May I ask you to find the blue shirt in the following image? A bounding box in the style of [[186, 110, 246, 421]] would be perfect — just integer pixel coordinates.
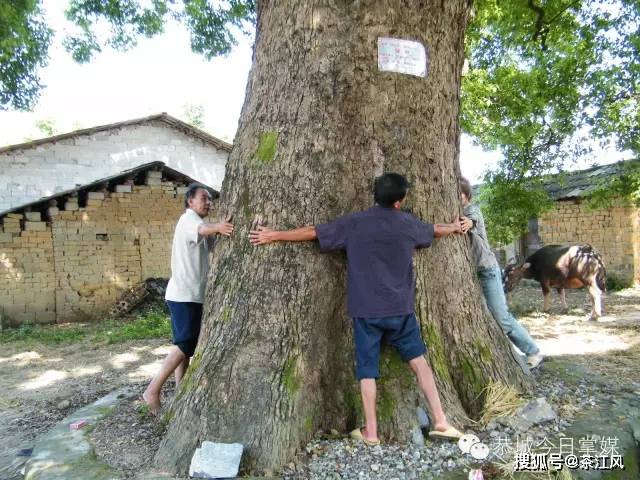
[[315, 205, 434, 318]]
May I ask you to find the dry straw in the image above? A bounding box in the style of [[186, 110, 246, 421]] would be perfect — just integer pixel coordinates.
[[477, 380, 525, 427]]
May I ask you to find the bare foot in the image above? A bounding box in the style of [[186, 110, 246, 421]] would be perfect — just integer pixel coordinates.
[[361, 427, 379, 443], [142, 389, 161, 416]]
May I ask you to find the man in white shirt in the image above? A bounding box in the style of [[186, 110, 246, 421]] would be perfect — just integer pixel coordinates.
[[143, 184, 233, 414]]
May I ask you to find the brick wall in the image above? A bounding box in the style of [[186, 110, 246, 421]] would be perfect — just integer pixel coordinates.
[[0, 173, 192, 326], [0, 121, 228, 212], [538, 200, 638, 283], [0, 212, 56, 325]]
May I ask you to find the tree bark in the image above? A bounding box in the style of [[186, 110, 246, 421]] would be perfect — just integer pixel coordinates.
[[155, 0, 530, 473]]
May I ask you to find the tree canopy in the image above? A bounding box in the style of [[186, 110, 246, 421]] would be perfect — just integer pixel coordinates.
[[0, 1, 52, 110], [1, 0, 638, 242], [464, 0, 639, 243]]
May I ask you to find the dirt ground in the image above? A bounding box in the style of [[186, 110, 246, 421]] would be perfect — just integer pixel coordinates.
[[0, 334, 172, 480], [0, 283, 639, 479], [513, 281, 640, 383]]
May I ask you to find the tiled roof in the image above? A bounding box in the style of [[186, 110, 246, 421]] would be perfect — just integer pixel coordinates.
[[0, 113, 233, 154], [542, 159, 637, 200], [471, 158, 636, 200], [0, 161, 217, 218]]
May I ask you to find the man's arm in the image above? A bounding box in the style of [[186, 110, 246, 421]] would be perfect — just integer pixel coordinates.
[[434, 219, 465, 238], [249, 225, 317, 245], [198, 220, 234, 237]]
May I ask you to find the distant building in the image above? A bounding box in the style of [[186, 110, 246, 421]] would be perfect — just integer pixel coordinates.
[[0, 113, 231, 212], [0, 162, 216, 327], [505, 159, 639, 284]]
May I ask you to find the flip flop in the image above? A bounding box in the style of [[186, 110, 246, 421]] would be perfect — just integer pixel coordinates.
[[428, 427, 464, 440], [350, 428, 380, 446]]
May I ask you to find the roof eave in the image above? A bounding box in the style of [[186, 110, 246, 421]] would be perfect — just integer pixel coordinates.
[[0, 161, 219, 218], [0, 113, 232, 155]]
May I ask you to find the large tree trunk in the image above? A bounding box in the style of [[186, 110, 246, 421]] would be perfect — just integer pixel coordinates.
[[155, 0, 530, 474]]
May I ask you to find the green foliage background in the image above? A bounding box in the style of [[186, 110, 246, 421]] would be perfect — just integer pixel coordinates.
[[463, 0, 638, 243], [477, 174, 554, 245], [0, 1, 52, 110]]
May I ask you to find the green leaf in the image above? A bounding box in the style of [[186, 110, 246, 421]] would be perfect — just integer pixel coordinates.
[[0, 0, 53, 110], [477, 173, 554, 245]]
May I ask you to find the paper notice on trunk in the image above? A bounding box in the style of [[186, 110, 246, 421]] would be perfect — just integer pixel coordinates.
[[377, 37, 427, 77]]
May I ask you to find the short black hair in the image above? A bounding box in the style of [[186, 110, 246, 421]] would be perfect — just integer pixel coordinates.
[[459, 177, 472, 201], [184, 183, 211, 208], [374, 173, 410, 207]]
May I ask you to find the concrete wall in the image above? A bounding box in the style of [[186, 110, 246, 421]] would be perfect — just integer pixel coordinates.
[[538, 200, 639, 283], [0, 174, 191, 326], [0, 121, 228, 212]]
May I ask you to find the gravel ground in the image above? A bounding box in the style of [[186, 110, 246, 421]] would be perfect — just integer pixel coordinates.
[[277, 371, 587, 479]]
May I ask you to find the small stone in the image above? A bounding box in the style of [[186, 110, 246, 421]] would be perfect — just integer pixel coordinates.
[[416, 406, 430, 428], [371, 464, 380, 472], [497, 414, 532, 432], [70, 420, 88, 430], [57, 399, 71, 410], [518, 397, 557, 425], [188, 441, 243, 479], [330, 429, 339, 436], [411, 426, 424, 446]]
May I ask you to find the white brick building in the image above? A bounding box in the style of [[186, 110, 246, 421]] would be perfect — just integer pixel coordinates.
[[0, 113, 232, 212]]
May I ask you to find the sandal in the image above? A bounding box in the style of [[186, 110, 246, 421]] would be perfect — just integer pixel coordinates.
[[350, 427, 381, 446], [428, 426, 464, 440]]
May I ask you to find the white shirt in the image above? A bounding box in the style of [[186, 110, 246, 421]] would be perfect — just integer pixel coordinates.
[[165, 209, 209, 303]]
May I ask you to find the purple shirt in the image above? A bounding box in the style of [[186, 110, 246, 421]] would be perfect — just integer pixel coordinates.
[[316, 205, 434, 318]]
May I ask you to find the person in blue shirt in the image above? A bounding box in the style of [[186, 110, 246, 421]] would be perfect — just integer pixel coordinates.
[[249, 173, 466, 445]]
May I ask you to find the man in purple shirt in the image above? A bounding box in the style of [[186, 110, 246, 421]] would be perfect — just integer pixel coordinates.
[[249, 173, 466, 444]]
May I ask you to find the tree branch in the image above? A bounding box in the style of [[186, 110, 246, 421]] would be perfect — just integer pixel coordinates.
[[546, 0, 581, 27], [527, 0, 547, 49]]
